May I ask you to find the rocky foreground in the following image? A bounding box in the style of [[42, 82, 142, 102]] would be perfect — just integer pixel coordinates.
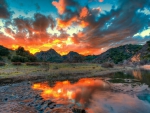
[[0, 81, 86, 113], [1, 67, 150, 113]]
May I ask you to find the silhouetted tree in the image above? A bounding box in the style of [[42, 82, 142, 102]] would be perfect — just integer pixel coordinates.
[[0, 45, 9, 56]]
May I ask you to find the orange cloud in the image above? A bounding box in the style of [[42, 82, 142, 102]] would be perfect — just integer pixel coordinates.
[[99, 0, 104, 2], [77, 32, 84, 37], [80, 7, 89, 18], [52, 0, 66, 14], [57, 16, 77, 28], [80, 21, 89, 28], [32, 78, 108, 101], [0, 35, 104, 56]]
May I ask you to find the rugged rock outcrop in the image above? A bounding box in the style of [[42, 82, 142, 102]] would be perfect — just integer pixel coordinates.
[[63, 51, 84, 63], [35, 49, 63, 62], [131, 41, 150, 64]]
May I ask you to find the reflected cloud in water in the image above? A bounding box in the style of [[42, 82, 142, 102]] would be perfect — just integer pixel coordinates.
[[32, 76, 150, 113]]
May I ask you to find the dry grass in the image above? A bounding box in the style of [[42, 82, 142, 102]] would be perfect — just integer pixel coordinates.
[[0, 63, 132, 85], [0, 63, 104, 79]]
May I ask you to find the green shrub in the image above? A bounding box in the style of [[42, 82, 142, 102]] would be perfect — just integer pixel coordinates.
[[15, 47, 37, 62], [26, 62, 40, 66], [0, 62, 5, 66], [12, 62, 22, 65], [147, 47, 150, 51], [0, 45, 9, 56], [7, 56, 11, 60], [147, 41, 150, 47], [11, 55, 29, 62], [53, 66, 59, 70], [0, 56, 3, 61], [101, 62, 114, 68]]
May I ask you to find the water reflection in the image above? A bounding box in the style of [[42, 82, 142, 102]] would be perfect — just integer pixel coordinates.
[[132, 70, 142, 80], [32, 69, 150, 113], [32, 78, 110, 106], [87, 92, 150, 113], [108, 69, 150, 86], [137, 93, 150, 104]]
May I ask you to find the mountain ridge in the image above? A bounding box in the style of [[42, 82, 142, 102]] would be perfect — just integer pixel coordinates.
[[1, 42, 149, 64]]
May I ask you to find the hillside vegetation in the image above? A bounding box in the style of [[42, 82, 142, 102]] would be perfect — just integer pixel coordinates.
[[0, 46, 37, 63], [131, 41, 150, 64], [35, 49, 63, 63], [11, 47, 37, 62], [1, 42, 149, 64], [0, 45, 10, 62], [93, 44, 142, 64]]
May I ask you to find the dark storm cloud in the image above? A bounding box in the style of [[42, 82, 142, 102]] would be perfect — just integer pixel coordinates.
[[53, 0, 150, 49], [82, 0, 150, 48], [13, 17, 32, 32], [33, 13, 55, 31], [0, 0, 11, 19], [1, 13, 56, 46], [13, 13, 55, 33]]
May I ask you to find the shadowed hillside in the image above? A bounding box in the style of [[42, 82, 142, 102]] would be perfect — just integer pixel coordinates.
[[0, 44, 147, 64], [35, 49, 63, 63], [93, 44, 142, 64], [131, 41, 150, 64], [63, 51, 85, 63]]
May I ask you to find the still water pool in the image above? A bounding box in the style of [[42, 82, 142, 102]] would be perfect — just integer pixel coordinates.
[[32, 68, 150, 113]]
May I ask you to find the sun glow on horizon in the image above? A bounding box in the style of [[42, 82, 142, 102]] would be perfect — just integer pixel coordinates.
[[10, 43, 104, 55]]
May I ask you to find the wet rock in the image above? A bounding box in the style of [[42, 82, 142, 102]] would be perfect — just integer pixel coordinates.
[[4, 98, 8, 101], [49, 104, 55, 109], [27, 103, 33, 107], [40, 103, 48, 111], [72, 108, 86, 113], [35, 95, 43, 100], [34, 100, 45, 105], [55, 104, 63, 108], [34, 104, 41, 110], [43, 108, 52, 113]]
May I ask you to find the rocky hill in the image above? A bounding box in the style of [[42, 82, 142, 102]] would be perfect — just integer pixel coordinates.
[[63, 51, 84, 63], [93, 44, 142, 64], [131, 41, 150, 64], [35, 49, 63, 63]]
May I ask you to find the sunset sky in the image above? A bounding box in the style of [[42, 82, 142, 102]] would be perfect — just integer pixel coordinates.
[[0, 0, 150, 55]]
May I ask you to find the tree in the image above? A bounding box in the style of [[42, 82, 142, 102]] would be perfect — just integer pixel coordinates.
[[0, 45, 9, 56], [13, 47, 37, 62], [147, 41, 150, 47], [11, 55, 29, 62], [72, 55, 85, 63], [16, 47, 28, 56]]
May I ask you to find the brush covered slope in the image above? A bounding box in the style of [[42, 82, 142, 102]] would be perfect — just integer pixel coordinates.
[[93, 44, 142, 64], [35, 49, 63, 63], [0, 43, 146, 64], [0, 46, 37, 63], [0, 45, 10, 62], [63, 51, 85, 63], [131, 41, 150, 63]]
